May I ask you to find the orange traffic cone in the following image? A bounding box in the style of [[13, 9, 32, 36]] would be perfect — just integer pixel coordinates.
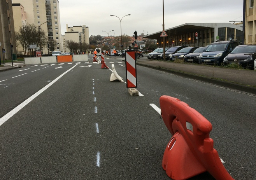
[[101, 55, 109, 69]]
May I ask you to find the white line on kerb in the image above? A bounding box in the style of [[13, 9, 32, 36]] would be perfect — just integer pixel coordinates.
[[149, 104, 161, 115], [0, 64, 78, 126], [96, 151, 100, 167]]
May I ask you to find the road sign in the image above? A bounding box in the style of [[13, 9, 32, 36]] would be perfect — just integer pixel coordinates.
[[195, 32, 198, 37], [160, 31, 168, 37], [29, 44, 37, 49]]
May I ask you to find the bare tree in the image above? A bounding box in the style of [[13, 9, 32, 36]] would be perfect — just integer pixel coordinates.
[[66, 40, 79, 54], [16, 24, 47, 55]]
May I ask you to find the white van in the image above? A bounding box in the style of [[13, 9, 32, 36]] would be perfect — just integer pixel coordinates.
[[52, 51, 61, 56]]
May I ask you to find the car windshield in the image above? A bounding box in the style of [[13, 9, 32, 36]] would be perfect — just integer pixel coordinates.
[[193, 47, 206, 53], [166, 47, 179, 53], [153, 48, 161, 52], [177, 47, 192, 53], [205, 43, 228, 52], [230, 46, 256, 54]]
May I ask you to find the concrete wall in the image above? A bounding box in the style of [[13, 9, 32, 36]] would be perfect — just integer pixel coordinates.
[[41, 56, 56, 63], [24, 57, 41, 64], [73, 54, 88, 61]]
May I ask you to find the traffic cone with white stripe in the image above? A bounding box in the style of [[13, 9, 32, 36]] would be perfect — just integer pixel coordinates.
[[101, 55, 109, 69], [93, 55, 97, 62]]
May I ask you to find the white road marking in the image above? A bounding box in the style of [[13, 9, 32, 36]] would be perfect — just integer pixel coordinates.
[[96, 152, 100, 167], [94, 106, 97, 113], [94, 97, 96, 102], [96, 123, 99, 133], [0, 64, 78, 126], [149, 104, 161, 115]]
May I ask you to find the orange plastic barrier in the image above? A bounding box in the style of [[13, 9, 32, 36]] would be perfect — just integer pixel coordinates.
[[160, 95, 234, 180], [57, 55, 72, 63], [101, 55, 109, 69]]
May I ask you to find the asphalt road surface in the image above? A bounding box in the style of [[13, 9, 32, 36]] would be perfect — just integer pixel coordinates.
[[0, 55, 255, 180]]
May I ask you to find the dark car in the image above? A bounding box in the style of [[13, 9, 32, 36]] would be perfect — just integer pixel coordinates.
[[171, 47, 197, 61], [158, 46, 184, 60], [184, 46, 207, 63], [198, 40, 239, 65], [147, 48, 164, 59], [223, 45, 256, 70]]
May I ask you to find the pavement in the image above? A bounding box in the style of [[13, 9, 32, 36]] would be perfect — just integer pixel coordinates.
[[1, 58, 255, 94], [0, 61, 25, 71]]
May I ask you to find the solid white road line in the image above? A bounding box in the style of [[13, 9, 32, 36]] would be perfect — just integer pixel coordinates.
[[0, 64, 78, 126], [149, 103, 161, 115]]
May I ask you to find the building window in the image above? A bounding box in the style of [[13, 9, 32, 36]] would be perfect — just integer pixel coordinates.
[[250, 0, 254, 8], [38, 16, 40, 19], [36, 0, 38, 2]]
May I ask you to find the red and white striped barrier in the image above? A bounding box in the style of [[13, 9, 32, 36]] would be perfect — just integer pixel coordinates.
[[125, 51, 137, 88]]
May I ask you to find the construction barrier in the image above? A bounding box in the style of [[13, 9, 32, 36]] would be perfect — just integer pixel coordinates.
[[57, 55, 72, 63], [160, 95, 234, 180], [41, 56, 57, 64], [125, 50, 137, 88], [101, 55, 109, 69], [110, 64, 123, 82], [73, 54, 88, 62], [24, 57, 41, 64]]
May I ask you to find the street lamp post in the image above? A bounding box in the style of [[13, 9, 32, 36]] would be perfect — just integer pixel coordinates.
[[163, 0, 166, 60], [110, 14, 131, 49], [102, 30, 114, 37], [38, 21, 47, 52]]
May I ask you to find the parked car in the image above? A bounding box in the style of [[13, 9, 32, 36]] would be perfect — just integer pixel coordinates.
[[171, 47, 197, 61], [184, 46, 207, 63], [198, 40, 239, 65], [158, 46, 184, 60], [147, 48, 167, 59], [223, 45, 256, 69], [52, 51, 61, 56]]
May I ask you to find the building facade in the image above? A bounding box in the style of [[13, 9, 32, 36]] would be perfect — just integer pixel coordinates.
[[63, 24, 89, 53], [0, 0, 16, 61], [244, 0, 256, 44], [145, 23, 243, 48], [12, 0, 61, 54]]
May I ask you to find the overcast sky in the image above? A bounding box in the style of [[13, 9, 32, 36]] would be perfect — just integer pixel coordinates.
[[59, 0, 243, 37]]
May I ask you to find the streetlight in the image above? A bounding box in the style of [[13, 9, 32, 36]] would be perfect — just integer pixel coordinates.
[[110, 14, 131, 49], [102, 30, 114, 37], [38, 21, 47, 52]]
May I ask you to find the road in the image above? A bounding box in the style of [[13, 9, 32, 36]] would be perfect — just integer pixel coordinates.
[[0, 55, 255, 180]]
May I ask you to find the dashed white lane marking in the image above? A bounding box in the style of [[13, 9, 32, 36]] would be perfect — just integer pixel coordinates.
[[94, 106, 97, 113], [55, 66, 63, 69], [150, 104, 161, 115], [96, 123, 99, 133], [96, 152, 100, 167], [0, 63, 78, 126]]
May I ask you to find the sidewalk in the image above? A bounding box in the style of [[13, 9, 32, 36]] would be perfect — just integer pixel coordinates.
[[0, 61, 25, 72], [137, 57, 256, 94]]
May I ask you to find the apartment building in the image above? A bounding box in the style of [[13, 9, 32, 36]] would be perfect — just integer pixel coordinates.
[[63, 24, 89, 53], [0, 0, 16, 61], [12, 3, 27, 54], [12, 0, 61, 53], [244, 0, 256, 44]]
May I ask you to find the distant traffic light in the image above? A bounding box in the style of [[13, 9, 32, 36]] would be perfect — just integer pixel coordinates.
[[134, 31, 137, 39]]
